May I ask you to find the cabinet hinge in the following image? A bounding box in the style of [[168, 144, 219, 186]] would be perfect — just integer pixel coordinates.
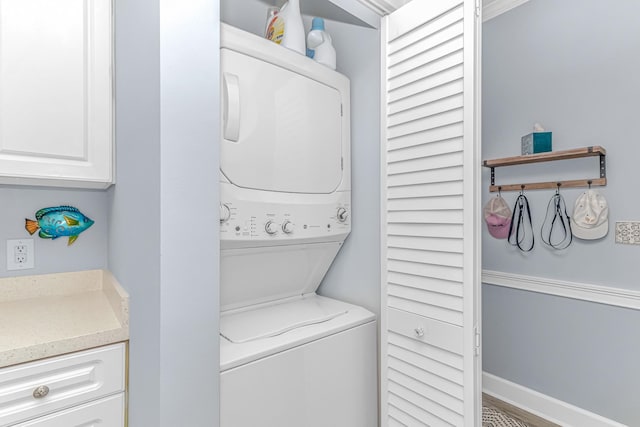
[[474, 0, 480, 17], [341, 157, 344, 170], [474, 327, 481, 356], [340, 103, 343, 117]]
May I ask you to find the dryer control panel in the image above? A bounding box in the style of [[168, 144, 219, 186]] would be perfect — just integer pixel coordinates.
[[219, 184, 350, 248]]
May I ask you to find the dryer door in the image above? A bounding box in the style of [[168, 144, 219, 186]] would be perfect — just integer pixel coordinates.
[[221, 48, 343, 194]]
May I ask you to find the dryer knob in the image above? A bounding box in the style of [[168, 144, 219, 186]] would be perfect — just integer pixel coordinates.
[[337, 207, 348, 223], [265, 220, 278, 235], [219, 203, 231, 223], [282, 220, 294, 234]]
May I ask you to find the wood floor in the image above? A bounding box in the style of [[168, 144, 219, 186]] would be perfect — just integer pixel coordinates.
[[483, 393, 561, 427]]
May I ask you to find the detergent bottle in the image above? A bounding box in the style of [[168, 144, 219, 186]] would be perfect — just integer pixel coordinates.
[[264, 7, 280, 40], [306, 17, 336, 70], [278, 0, 305, 55]]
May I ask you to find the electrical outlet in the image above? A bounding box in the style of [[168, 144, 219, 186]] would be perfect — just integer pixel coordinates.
[[615, 221, 640, 245], [7, 239, 34, 270]]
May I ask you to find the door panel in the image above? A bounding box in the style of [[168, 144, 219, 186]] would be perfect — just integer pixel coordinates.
[[220, 49, 343, 194], [381, 0, 481, 425]]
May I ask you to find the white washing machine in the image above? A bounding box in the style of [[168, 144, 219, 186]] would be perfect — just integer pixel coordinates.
[[219, 24, 377, 427]]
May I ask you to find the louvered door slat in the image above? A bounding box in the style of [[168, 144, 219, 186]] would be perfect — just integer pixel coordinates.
[[387, 235, 463, 253], [388, 295, 463, 325], [387, 209, 463, 224], [388, 195, 463, 212], [389, 80, 464, 117], [390, 50, 464, 92], [388, 392, 457, 427], [381, 0, 480, 424], [388, 107, 463, 139], [389, 405, 424, 426], [388, 4, 464, 53], [388, 332, 464, 373], [388, 166, 463, 189], [388, 152, 463, 174], [387, 181, 463, 199], [389, 283, 463, 311], [389, 380, 463, 426], [389, 90, 463, 127], [389, 368, 464, 419], [389, 66, 463, 105], [388, 247, 462, 267], [389, 356, 464, 399], [388, 271, 463, 296]]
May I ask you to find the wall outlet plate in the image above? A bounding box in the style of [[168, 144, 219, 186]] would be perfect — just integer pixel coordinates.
[[7, 239, 35, 270], [615, 221, 640, 245]]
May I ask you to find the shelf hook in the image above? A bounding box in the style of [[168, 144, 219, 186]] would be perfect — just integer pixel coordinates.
[[588, 180, 592, 189], [556, 182, 561, 195], [520, 184, 525, 195], [498, 186, 502, 197]]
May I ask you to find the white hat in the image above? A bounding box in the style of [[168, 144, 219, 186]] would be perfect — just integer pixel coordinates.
[[571, 189, 608, 240]]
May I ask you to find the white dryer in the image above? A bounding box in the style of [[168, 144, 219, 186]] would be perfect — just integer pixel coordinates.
[[219, 24, 377, 427]]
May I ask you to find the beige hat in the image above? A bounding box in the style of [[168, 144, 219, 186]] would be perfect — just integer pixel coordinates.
[[483, 196, 512, 239], [571, 189, 608, 240]]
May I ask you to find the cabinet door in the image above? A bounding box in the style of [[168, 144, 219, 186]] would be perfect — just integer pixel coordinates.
[[380, 0, 481, 425], [0, 0, 113, 188], [15, 394, 124, 427]]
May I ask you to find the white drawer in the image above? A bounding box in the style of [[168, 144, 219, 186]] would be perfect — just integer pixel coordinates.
[[0, 343, 125, 427], [15, 393, 124, 427], [387, 308, 462, 355]]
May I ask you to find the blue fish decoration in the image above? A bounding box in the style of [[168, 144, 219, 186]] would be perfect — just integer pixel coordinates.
[[25, 206, 94, 245]]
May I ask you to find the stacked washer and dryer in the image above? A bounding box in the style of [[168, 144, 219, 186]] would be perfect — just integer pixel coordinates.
[[219, 24, 377, 426]]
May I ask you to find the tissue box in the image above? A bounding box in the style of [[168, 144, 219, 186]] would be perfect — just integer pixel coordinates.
[[521, 132, 552, 155]]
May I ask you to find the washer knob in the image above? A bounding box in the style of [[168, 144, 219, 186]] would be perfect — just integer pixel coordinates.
[[337, 207, 348, 223], [282, 220, 294, 234], [265, 220, 278, 235], [219, 203, 231, 223]]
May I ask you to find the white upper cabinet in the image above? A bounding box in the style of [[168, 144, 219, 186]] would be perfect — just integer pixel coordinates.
[[0, 0, 113, 189]]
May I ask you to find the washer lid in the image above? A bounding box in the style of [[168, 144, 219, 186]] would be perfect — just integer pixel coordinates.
[[220, 296, 348, 343], [221, 48, 343, 194]]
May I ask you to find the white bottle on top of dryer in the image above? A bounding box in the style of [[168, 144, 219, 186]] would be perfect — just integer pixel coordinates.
[[279, 0, 306, 55], [306, 17, 336, 70]]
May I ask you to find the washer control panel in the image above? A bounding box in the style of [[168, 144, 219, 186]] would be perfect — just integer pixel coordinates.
[[219, 191, 350, 243]]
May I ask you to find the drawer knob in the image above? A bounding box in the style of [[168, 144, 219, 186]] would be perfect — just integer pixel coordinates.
[[32, 385, 50, 399], [414, 327, 425, 338]]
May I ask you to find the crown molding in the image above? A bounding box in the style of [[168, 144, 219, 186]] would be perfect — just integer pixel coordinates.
[[482, 0, 529, 22]]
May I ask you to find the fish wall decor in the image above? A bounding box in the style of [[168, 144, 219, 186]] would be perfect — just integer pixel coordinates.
[[25, 206, 94, 245]]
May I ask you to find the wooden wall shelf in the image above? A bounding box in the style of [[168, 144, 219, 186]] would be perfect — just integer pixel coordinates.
[[483, 146, 607, 192]]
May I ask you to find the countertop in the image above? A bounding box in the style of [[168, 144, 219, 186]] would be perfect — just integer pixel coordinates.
[[0, 269, 129, 368]]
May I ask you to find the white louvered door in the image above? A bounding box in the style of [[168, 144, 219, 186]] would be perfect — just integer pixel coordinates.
[[380, 0, 481, 426]]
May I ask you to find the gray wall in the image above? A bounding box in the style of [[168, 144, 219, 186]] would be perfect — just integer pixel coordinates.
[[221, 0, 382, 316], [482, 0, 640, 289], [111, 0, 220, 425], [482, 1, 640, 425], [315, 18, 381, 316], [158, 0, 220, 425], [0, 186, 108, 277], [110, 0, 162, 424], [483, 284, 639, 424]]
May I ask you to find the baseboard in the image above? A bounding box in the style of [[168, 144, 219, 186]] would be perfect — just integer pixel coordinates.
[[482, 270, 640, 311], [483, 372, 627, 427]]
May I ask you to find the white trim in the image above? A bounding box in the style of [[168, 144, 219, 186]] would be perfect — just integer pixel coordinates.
[[378, 13, 389, 426], [462, 0, 482, 424], [483, 372, 628, 427], [482, 270, 640, 311], [355, 0, 410, 15], [482, 0, 529, 21]]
